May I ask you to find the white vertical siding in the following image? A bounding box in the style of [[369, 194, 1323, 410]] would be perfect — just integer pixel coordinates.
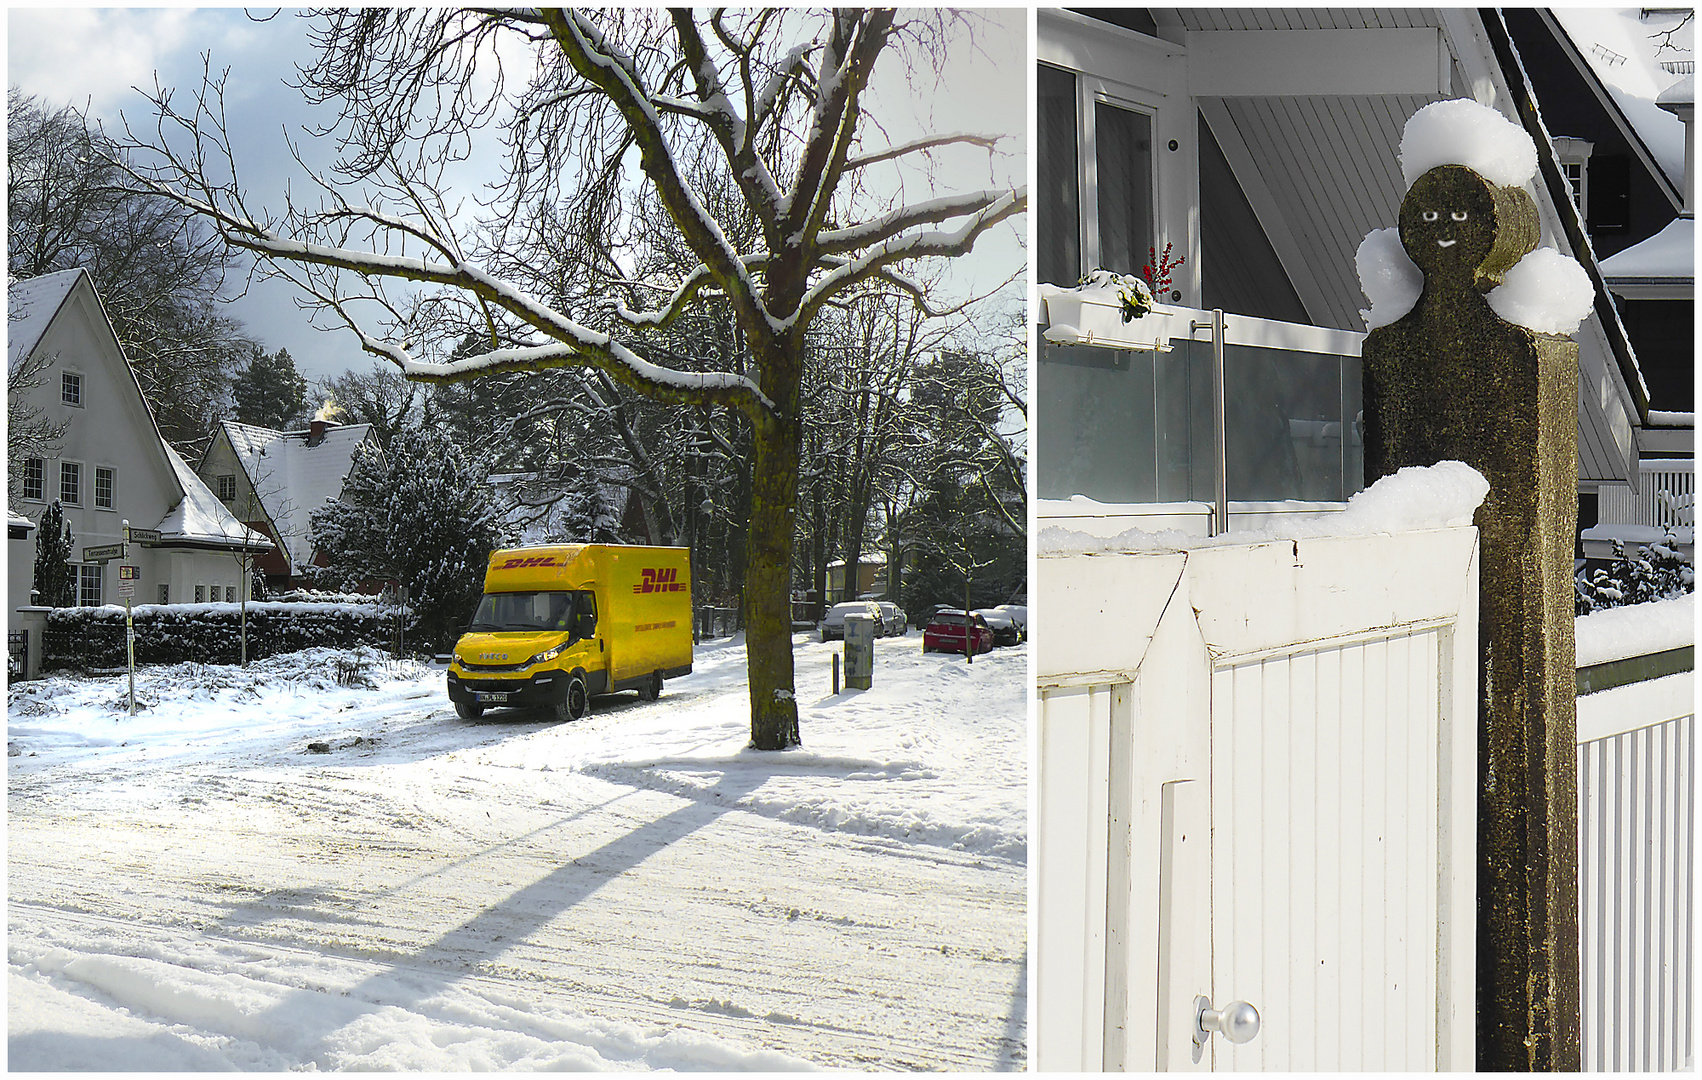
[[1212, 631, 1442, 1071], [1579, 712, 1695, 1072]]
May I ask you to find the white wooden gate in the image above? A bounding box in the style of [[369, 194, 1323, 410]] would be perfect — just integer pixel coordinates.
[[1036, 526, 1479, 1070]]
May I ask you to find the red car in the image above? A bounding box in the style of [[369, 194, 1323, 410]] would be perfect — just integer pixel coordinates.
[[922, 609, 995, 654]]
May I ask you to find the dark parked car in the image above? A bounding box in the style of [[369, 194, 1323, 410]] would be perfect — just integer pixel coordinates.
[[820, 601, 885, 641], [922, 609, 995, 654], [973, 608, 1023, 647]]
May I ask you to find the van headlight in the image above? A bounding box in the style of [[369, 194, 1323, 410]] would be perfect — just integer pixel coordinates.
[[526, 640, 572, 667]]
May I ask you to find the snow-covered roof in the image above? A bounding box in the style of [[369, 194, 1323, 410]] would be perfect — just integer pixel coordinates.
[[219, 420, 373, 567], [1551, 8, 1690, 191], [1600, 215, 1694, 282], [7, 268, 84, 366], [158, 440, 273, 550], [9, 510, 36, 533]]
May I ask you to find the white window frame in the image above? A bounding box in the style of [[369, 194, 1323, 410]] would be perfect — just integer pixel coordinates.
[[78, 564, 103, 607], [217, 474, 238, 502], [61, 370, 84, 408], [21, 458, 45, 502], [59, 460, 82, 506], [159, 583, 170, 605], [1552, 137, 1593, 225], [1075, 77, 1164, 279], [195, 584, 205, 604], [1038, 11, 1198, 303], [93, 465, 116, 510]]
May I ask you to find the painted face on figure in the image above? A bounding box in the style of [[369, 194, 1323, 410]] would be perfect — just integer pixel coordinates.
[[1398, 164, 1499, 286]]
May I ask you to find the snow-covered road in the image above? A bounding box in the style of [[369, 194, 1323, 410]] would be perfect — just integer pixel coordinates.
[[8, 633, 1027, 1070]]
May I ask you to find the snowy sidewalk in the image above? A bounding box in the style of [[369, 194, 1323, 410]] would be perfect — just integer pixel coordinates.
[[9, 635, 1027, 1070]]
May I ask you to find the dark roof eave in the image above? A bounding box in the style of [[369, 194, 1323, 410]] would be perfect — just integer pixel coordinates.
[[1482, 7, 1653, 422]]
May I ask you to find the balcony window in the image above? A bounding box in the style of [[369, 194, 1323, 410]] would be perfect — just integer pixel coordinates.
[[1037, 63, 1156, 286]]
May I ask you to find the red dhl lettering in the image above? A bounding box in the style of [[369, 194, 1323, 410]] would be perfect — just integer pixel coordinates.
[[498, 556, 560, 570], [633, 567, 686, 594], [635, 620, 677, 632]]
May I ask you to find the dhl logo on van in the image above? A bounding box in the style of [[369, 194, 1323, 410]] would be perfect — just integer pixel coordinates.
[[498, 556, 560, 569], [634, 567, 686, 594]]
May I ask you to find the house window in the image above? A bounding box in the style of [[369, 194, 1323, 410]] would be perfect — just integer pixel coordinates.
[[61, 371, 83, 407], [195, 584, 205, 603], [59, 462, 81, 505], [94, 466, 115, 509], [217, 474, 237, 502], [1035, 63, 1156, 286], [1551, 137, 1593, 223], [159, 584, 170, 604], [225, 585, 237, 603], [78, 564, 102, 607], [21, 458, 44, 502]]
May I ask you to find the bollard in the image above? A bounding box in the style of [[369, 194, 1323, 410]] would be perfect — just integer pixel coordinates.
[[832, 652, 840, 695]]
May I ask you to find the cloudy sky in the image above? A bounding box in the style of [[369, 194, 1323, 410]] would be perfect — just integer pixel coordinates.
[[9, 8, 1028, 384]]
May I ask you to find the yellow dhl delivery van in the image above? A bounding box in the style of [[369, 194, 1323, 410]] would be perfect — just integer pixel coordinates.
[[446, 544, 693, 721]]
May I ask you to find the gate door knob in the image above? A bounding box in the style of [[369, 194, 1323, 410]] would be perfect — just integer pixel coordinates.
[[1194, 995, 1261, 1045]]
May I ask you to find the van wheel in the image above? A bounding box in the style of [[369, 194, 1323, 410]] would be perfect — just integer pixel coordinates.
[[639, 672, 662, 702], [455, 699, 484, 720], [554, 674, 590, 722]]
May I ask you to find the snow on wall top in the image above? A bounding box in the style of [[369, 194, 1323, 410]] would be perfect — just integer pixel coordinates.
[[7, 268, 84, 366], [220, 420, 373, 567], [1039, 461, 1489, 555], [1575, 591, 1694, 667], [1599, 215, 1694, 280], [158, 439, 273, 549], [1399, 99, 1539, 189], [9, 509, 36, 531], [1551, 8, 1689, 192]]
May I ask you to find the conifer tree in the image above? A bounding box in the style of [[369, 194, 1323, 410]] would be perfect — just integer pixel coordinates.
[[31, 500, 76, 607]]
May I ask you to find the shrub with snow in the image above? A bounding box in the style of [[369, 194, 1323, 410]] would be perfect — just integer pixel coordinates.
[[41, 601, 406, 670], [1575, 530, 1694, 615]]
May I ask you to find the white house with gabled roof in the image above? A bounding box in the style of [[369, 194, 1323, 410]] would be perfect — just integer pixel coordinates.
[[196, 418, 376, 586], [8, 268, 273, 624]]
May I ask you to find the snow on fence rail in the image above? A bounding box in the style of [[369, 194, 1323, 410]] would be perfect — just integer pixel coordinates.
[[1575, 594, 1695, 1072]]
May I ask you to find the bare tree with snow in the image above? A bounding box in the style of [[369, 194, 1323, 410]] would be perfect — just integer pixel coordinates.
[[115, 8, 1024, 749]]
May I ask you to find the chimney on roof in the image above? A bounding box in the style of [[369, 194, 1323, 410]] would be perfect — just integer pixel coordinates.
[[1657, 73, 1694, 216], [308, 419, 328, 447]]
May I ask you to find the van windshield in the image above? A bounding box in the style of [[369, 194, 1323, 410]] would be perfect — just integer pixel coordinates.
[[469, 591, 579, 632]]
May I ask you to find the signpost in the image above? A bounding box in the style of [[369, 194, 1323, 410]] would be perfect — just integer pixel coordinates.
[[78, 524, 154, 713], [81, 542, 127, 563]]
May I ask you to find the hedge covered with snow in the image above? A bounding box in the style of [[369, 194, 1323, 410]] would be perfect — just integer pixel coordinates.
[[41, 601, 414, 670]]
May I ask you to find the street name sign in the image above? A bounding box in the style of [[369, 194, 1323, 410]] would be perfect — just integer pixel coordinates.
[[82, 542, 127, 562]]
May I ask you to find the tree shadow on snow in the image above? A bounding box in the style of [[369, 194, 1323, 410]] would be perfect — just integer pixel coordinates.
[[206, 769, 768, 1065]]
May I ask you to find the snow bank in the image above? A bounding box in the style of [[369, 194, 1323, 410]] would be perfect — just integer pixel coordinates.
[[1575, 592, 1695, 668], [1356, 227, 1423, 330], [1400, 98, 1538, 189], [1487, 248, 1596, 336], [1040, 461, 1489, 555]]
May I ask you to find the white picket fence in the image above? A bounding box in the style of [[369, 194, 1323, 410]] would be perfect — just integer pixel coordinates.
[[1036, 523, 1479, 1070], [1577, 663, 1695, 1072]]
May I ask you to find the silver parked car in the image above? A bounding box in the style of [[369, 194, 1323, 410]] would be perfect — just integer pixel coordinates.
[[874, 601, 907, 635], [820, 601, 885, 641]]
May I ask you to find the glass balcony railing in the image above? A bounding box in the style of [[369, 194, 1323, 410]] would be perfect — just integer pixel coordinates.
[[1037, 291, 1365, 532]]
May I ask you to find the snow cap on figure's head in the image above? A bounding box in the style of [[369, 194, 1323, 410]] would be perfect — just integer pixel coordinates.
[[1399, 99, 1538, 190]]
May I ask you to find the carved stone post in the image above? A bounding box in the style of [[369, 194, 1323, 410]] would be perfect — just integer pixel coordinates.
[[1362, 164, 1581, 1070]]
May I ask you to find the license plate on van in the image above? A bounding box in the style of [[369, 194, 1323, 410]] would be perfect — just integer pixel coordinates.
[[475, 692, 509, 703]]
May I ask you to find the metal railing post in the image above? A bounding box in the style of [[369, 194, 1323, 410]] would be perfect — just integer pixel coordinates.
[[1191, 309, 1229, 535]]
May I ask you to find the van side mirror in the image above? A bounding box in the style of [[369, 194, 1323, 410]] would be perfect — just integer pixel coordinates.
[[573, 611, 597, 642]]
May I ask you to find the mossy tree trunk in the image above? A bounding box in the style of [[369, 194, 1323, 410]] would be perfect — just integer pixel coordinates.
[[744, 334, 804, 750]]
